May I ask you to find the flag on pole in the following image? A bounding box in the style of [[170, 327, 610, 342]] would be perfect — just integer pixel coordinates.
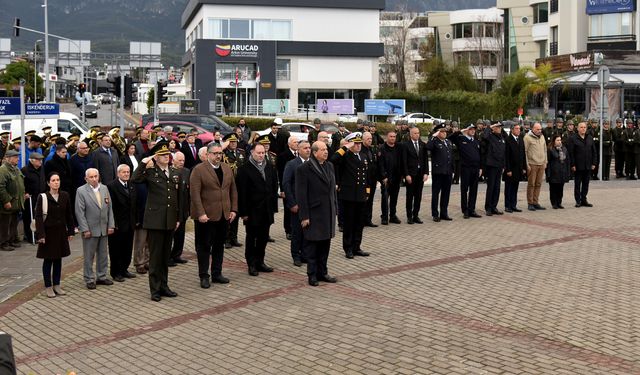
[[255, 65, 261, 83]]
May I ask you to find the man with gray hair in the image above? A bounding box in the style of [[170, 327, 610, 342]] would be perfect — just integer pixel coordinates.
[[277, 136, 299, 240], [169, 151, 190, 266], [76, 168, 115, 289], [524, 122, 548, 211]]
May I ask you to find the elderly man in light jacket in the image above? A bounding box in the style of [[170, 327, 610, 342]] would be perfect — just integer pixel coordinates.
[[524, 122, 548, 211], [75, 168, 115, 289]]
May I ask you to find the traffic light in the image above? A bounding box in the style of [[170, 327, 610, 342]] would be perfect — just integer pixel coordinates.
[[157, 80, 168, 103], [78, 83, 86, 94], [107, 76, 121, 97], [124, 75, 138, 107], [13, 18, 20, 37]]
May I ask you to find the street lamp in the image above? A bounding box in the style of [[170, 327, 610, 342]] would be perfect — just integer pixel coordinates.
[[421, 96, 426, 124], [34, 39, 41, 102], [42, 0, 50, 102]]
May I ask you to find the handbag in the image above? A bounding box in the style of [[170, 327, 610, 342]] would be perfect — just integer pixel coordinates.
[[29, 193, 48, 232]]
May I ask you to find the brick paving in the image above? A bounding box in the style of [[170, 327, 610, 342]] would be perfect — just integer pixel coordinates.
[[1, 180, 640, 374]]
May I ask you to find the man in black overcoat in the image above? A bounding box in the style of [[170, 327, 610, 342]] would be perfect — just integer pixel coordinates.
[[107, 164, 137, 282], [503, 122, 527, 212]]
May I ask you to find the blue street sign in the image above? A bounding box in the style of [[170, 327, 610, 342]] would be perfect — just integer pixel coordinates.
[[0, 98, 22, 119], [26, 103, 59, 118]]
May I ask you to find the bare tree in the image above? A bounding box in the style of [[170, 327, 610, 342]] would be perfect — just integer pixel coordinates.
[[462, 15, 505, 93], [380, 9, 413, 91]]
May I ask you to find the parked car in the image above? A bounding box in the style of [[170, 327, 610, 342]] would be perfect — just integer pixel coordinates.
[[0, 112, 90, 141], [392, 112, 446, 125], [141, 113, 233, 136], [80, 104, 99, 118], [143, 121, 215, 145], [257, 122, 337, 145], [100, 93, 113, 104], [337, 114, 359, 123]]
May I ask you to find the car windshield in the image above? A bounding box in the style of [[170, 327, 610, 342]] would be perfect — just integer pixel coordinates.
[[71, 118, 89, 132]]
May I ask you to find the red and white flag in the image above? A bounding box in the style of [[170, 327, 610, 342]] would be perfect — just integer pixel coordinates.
[[255, 65, 261, 83], [235, 68, 239, 85]]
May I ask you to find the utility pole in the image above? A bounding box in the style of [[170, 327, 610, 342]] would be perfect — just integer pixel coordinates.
[[43, 0, 50, 102], [120, 68, 125, 130]]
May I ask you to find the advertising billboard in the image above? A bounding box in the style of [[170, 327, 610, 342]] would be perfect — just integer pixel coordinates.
[[263, 99, 289, 114], [364, 99, 406, 115], [316, 99, 354, 114], [586, 0, 635, 14]]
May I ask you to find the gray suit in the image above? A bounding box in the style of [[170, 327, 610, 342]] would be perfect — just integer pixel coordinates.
[[75, 183, 115, 283]]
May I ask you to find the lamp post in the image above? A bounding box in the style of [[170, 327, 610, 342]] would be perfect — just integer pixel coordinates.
[[43, 0, 50, 102], [33, 39, 41, 102], [421, 96, 426, 124]]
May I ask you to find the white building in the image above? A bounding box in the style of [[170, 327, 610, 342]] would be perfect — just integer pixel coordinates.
[[181, 0, 384, 115]]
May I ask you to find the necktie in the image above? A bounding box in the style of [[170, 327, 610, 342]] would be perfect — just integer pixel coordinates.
[[164, 169, 169, 178], [414, 141, 419, 154], [191, 145, 196, 159], [94, 190, 102, 208], [107, 148, 111, 158]]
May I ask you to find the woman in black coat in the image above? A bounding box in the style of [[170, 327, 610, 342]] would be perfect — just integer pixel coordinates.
[[35, 172, 75, 298], [546, 135, 571, 209], [43, 145, 73, 194]]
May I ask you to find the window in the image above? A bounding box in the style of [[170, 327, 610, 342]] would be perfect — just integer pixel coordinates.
[[550, 0, 558, 13], [414, 61, 426, 73], [230, 19, 250, 39], [464, 23, 473, 38], [252, 20, 270, 39], [485, 24, 495, 38], [453, 23, 473, 38], [209, 19, 229, 38], [589, 13, 634, 38], [410, 37, 426, 50], [272, 20, 291, 39], [550, 26, 558, 56], [208, 18, 291, 40], [538, 40, 547, 58], [276, 59, 290, 81], [533, 3, 548, 24]]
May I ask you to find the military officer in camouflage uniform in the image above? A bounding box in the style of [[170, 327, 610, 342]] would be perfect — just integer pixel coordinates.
[[613, 118, 626, 178], [223, 133, 246, 248]]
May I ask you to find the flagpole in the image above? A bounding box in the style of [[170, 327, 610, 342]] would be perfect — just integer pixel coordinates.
[[245, 67, 248, 116], [256, 65, 260, 115], [234, 67, 238, 115]]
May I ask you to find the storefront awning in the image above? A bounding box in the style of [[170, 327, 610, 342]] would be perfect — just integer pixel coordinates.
[[556, 71, 634, 86]]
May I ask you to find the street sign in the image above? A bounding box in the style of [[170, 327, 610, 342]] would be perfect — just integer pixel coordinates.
[[0, 98, 21, 119], [0, 98, 60, 119], [598, 66, 610, 85]]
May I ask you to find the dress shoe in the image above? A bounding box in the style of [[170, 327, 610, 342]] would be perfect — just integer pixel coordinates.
[[293, 259, 303, 267], [413, 217, 423, 224], [248, 267, 259, 276], [286, 233, 292, 240], [96, 279, 114, 286], [485, 211, 493, 216], [136, 267, 147, 274], [86, 282, 96, 290], [557, 204, 565, 209], [45, 287, 56, 298], [365, 222, 378, 228], [301, 258, 308, 264], [552, 205, 558, 209], [258, 264, 274, 272], [10, 241, 21, 248], [212, 275, 230, 284], [432, 217, 440, 222], [504, 208, 513, 213], [200, 278, 211, 289], [53, 285, 66, 296], [469, 212, 482, 218], [380, 218, 388, 225], [231, 240, 243, 247], [345, 251, 354, 259], [533, 204, 546, 210], [512, 208, 522, 213], [123, 271, 137, 279], [173, 258, 188, 264], [113, 275, 125, 282], [160, 289, 178, 297], [267, 237, 275, 243], [167, 260, 177, 267], [389, 216, 401, 224], [440, 216, 453, 221], [319, 274, 337, 283], [492, 210, 504, 215], [338, 226, 343, 232], [407, 218, 414, 225], [575, 202, 582, 207], [0, 244, 15, 251], [151, 294, 162, 302], [581, 201, 593, 207], [528, 204, 536, 211], [224, 242, 233, 249], [354, 250, 370, 257], [308, 277, 319, 287], [463, 214, 470, 219]]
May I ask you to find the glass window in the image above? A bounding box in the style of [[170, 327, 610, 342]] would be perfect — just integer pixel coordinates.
[[590, 15, 601, 37], [485, 24, 495, 38], [272, 20, 291, 40], [622, 13, 631, 35], [463, 23, 473, 38], [473, 23, 483, 38], [252, 20, 270, 39], [454, 24, 463, 39], [229, 19, 250, 39], [602, 13, 618, 36], [533, 3, 548, 24], [209, 19, 229, 38]]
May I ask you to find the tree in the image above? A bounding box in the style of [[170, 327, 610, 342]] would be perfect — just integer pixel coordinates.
[[0, 60, 42, 99], [419, 58, 477, 93], [522, 63, 564, 115], [147, 87, 155, 114], [380, 10, 412, 91]]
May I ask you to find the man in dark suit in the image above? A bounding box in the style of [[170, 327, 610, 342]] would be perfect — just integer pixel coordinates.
[[482, 122, 506, 216], [190, 143, 237, 288], [267, 118, 288, 155], [401, 126, 429, 224], [567, 122, 597, 207], [236, 143, 279, 276], [296, 141, 338, 286], [378, 131, 402, 225], [181, 133, 202, 170], [133, 143, 182, 302], [330, 132, 370, 259], [450, 125, 482, 219], [282, 140, 310, 267], [503, 122, 527, 212], [426, 124, 454, 222], [0, 332, 16, 375], [277, 136, 299, 240], [134, 129, 151, 159], [107, 164, 137, 282], [92, 134, 120, 185], [169, 152, 190, 266]]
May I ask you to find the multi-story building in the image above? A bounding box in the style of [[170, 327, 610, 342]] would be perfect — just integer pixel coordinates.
[[181, 0, 384, 115]]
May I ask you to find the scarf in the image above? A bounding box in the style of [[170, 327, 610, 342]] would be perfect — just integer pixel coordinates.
[[249, 156, 266, 180], [556, 146, 566, 162]]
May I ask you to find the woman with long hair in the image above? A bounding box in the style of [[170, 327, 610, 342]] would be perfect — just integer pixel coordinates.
[[546, 135, 571, 209]]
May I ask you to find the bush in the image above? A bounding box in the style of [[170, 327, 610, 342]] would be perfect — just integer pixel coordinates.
[[221, 116, 301, 131]]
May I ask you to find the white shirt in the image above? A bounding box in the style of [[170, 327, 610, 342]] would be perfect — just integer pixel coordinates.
[[128, 155, 139, 171]]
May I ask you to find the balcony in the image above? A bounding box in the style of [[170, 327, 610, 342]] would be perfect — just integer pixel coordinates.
[[531, 23, 548, 41]]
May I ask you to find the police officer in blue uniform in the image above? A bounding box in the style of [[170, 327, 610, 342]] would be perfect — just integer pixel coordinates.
[[450, 124, 482, 219], [426, 123, 454, 222]]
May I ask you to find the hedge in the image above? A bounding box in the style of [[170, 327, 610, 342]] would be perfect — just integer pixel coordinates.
[[221, 116, 304, 131]]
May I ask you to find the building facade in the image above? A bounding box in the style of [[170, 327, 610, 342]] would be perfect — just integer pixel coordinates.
[[181, 0, 384, 115]]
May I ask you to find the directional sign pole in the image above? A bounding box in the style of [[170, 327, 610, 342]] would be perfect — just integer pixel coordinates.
[[20, 82, 26, 167], [598, 66, 609, 180]]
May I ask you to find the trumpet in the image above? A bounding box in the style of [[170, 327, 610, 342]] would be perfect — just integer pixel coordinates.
[[109, 127, 126, 155]]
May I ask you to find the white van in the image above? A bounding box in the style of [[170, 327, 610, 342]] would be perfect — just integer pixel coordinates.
[[0, 112, 90, 140]]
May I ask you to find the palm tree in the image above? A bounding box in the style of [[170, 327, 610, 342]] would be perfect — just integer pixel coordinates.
[[522, 63, 565, 115]]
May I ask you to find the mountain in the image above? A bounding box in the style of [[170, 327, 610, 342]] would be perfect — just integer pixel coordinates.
[[1, 0, 496, 67]]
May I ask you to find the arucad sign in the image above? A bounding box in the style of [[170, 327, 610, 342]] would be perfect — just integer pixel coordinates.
[[215, 44, 259, 58], [586, 0, 635, 14]]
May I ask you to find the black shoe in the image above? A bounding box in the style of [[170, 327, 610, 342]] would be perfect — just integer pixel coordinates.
[[389, 216, 401, 224], [267, 237, 275, 243], [160, 289, 178, 297], [86, 282, 96, 290], [432, 217, 440, 222], [231, 240, 243, 247], [318, 274, 337, 283], [365, 222, 378, 228], [439, 216, 453, 221], [581, 201, 593, 207], [293, 259, 303, 267], [96, 279, 114, 286], [308, 277, 319, 287], [575, 203, 581, 207], [463, 214, 470, 219], [345, 251, 354, 259], [10, 242, 21, 248], [151, 294, 162, 302], [552, 205, 558, 209], [381, 218, 389, 225], [286, 233, 292, 240], [557, 204, 564, 209], [413, 217, 423, 224], [113, 276, 125, 282], [338, 226, 343, 232], [224, 242, 233, 249], [485, 211, 493, 216], [0, 244, 15, 251], [492, 210, 504, 215], [123, 271, 137, 279], [354, 250, 370, 257], [528, 204, 536, 211], [470, 212, 482, 218], [173, 258, 188, 264], [200, 278, 211, 289], [407, 218, 414, 225], [258, 264, 273, 272], [167, 260, 177, 267], [533, 204, 546, 210], [504, 208, 513, 213], [248, 267, 259, 276], [212, 275, 230, 284], [512, 208, 522, 213]]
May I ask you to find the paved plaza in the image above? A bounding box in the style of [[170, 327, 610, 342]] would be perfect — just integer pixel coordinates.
[[1, 180, 640, 374]]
